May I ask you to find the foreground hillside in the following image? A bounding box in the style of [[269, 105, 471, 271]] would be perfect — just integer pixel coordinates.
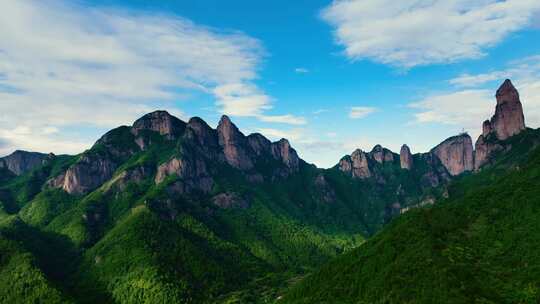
[[282, 128, 540, 304], [0, 111, 449, 303], [0, 79, 531, 303]]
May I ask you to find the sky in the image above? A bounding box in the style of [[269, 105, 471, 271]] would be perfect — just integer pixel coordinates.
[[1, 0, 540, 168]]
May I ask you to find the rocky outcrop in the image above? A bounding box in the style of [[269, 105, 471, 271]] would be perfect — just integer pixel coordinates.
[[431, 134, 474, 176], [474, 80, 526, 170], [369, 145, 394, 164], [339, 149, 371, 179], [217, 115, 253, 170], [132, 110, 186, 139], [400, 145, 413, 170], [247, 133, 272, 156], [185, 117, 219, 149], [473, 135, 503, 170], [0, 150, 47, 175], [418, 153, 451, 188], [155, 156, 213, 194], [271, 139, 300, 171], [51, 153, 117, 194], [491, 79, 525, 140]]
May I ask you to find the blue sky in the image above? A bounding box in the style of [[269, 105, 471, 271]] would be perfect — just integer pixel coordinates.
[[1, 0, 540, 167]]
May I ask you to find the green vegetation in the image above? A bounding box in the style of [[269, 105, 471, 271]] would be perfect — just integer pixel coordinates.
[[3, 119, 538, 303], [282, 129, 540, 304]]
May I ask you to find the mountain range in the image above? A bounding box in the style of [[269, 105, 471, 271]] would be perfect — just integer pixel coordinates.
[[0, 79, 538, 303]]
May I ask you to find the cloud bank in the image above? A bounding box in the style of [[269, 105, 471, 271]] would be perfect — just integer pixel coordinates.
[[0, 0, 301, 155], [322, 0, 540, 68]]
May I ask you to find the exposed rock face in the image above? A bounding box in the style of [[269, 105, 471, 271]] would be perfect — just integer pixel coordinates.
[[400, 145, 413, 170], [217, 115, 253, 170], [44, 111, 304, 195], [52, 154, 117, 194], [0, 150, 47, 175], [491, 79, 525, 140], [247, 133, 272, 156], [132, 110, 186, 139], [370, 145, 394, 164], [418, 153, 451, 188], [474, 80, 526, 170], [271, 139, 300, 171], [473, 135, 503, 170], [185, 117, 219, 149], [212, 192, 250, 209], [155, 156, 213, 194], [339, 149, 371, 179], [482, 120, 492, 137], [431, 134, 474, 176]]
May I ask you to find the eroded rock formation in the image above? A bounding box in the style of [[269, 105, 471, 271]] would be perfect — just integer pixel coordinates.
[[0, 150, 47, 175], [400, 145, 413, 170], [431, 134, 474, 176]]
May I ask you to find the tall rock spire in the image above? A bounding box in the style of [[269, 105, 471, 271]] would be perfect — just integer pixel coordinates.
[[474, 79, 526, 170], [400, 144, 413, 170], [217, 115, 254, 170], [492, 79, 526, 140]]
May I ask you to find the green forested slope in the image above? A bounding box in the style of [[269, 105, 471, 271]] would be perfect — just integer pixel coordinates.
[[0, 112, 460, 303], [282, 129, 540, 304]]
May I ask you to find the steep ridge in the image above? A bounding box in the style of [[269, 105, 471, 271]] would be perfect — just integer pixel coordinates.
[[282, 128, 540, 304], [282, 79, 538, 304], [0, 112, 389, 303], [475, 79, 526, 169], [0, 79, 532, 303], [0, 150, 48, 176]]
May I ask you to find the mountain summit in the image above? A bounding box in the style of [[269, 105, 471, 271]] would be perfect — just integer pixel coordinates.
[[475, 79, 527, 170]]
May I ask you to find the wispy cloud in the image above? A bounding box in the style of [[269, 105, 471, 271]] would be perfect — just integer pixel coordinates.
[[257, 128, 305, 142], [295, 67, 309, 74], [321, 0, 540, 68], [410, 55, 540, 138], [257, 114, 307, 125], [349, 106, 377, 119], [0, 0, 301, 155]]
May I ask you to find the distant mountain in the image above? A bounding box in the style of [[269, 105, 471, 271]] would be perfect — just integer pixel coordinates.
[[282, 80, 540, 304], [0, 150, 48, 176], [0, 80, 533, 303]]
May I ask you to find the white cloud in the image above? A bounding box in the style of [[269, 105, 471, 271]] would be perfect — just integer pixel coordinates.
[[295, 68, 309, 74], [349, 106, 377, 119], [410, 55, 540, 138], [408, 90, 493, 138], [322, 0, 540, 67], [257, 128, 305, 142], [313, 109, 328, 115], [213, 83, 271, 117], [449, 72, 510, 87], [257, 114, 307, 125], [0, 0, 301, 155]]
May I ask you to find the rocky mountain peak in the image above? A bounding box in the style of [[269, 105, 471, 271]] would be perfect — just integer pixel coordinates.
[[217, 115, 244, 144], [338, 149, 371, 179], [496, 79, 519, 105], [490, 79, 526, 140], [369, 145, 394, 164], [431, 134, 473, 176], [474, 79, 526, 169], [217, 115, 253, 170], [400, 144, 413, 170], [0, 150, 47, 175], [272, 138, 300, 170], [185, 117, 219, 147], [132, 110, 186, 139]]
